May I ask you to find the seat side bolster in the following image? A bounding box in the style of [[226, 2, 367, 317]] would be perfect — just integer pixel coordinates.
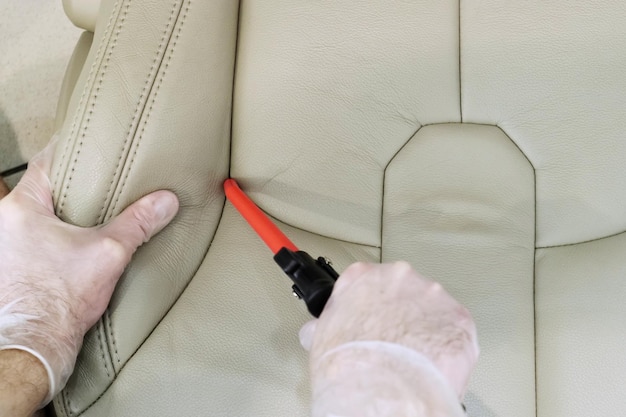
[[50, 0, 240, 414], [63, 0, 101, 32]]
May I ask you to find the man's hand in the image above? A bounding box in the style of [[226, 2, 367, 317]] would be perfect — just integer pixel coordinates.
[[0, 142, 179, 413], [300, 262, 479, 416]]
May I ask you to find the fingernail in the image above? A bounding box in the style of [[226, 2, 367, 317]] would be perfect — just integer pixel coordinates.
[[299, 320, 317, 351], [154, 192, 179, 224]]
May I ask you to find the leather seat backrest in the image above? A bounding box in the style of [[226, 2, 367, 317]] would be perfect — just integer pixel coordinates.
[[50, 1, 626, 416]]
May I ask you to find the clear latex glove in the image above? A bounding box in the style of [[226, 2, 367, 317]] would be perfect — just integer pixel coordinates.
[[0, 140, 179, 406], [300, 262, 479, 416]]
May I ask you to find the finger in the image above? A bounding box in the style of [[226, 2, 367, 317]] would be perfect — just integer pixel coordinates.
[[331, 261, 374, 295], [12, 138, 58, 212], [0, 177, 9, 199], [299, 319, 318, 351], [100, 190, 179, 256]]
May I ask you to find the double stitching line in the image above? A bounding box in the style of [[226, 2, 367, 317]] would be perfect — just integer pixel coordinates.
[[53, 0, 123, 215], [53, 0, 186, 415], [101, 0, 187, 386], [97, 0, 182, 224], [74, 2, 192, 416], [96, 0, 183, 374]]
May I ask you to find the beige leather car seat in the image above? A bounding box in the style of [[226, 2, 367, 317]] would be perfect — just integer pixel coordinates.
[[50, 1, 626, 416]]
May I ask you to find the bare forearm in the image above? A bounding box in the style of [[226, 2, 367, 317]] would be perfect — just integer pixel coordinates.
[[0, 177, 9, 198], [0, 349, 49, 417], [311, 342, 465, 417]]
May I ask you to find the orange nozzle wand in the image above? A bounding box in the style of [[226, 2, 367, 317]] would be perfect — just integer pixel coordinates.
[[223, 179, 338, 317], [223, 179, 298, 254]]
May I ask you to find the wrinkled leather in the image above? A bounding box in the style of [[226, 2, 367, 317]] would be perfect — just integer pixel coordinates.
[[50, 1, 626, 416]]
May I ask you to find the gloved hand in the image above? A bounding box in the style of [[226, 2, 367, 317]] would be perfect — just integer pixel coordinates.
[[300, 262, 479, 416], [0, 141, 179, 405]]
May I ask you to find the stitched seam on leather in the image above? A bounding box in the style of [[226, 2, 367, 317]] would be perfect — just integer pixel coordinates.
[[488, 122, 538, 417], [79, 194, 223, 417], [103, 310, 117, 368], [79, 3, 128, 409], [73, 4, 192, 414], [458, 0, 463, 122], [70, 323, 111, 417], [105, 310, 121, 366], [53, 3, 126, 414], [101, 0, 182, 374], [97, 0, 181, 224], [106, 1, 187, 218], [537, 228, 626, 249], [69, 1, 189, 416], [53, 1, 122, 211], [379, 124, 423, 261], [64, 387, 71, 417], [227, 0, 243, 180], [64, 377, 74, 417], [96, 0, 181, 372], [56, 2, 130, 219], [533, 151, 538, 417], [97, 0, 181, 368], [69, 321, 112, 417], [54, 386, 70, 417]]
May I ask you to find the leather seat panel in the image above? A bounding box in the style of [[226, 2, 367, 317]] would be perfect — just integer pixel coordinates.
[[52, 0, 240, 414], [52, 0, 185, 224], [55, 31, 94, 132], [63, 0, 101, 32], [45, 0, 626, 416], [461, 1, 626, 247], [72, 205, 379, 416], [383, 123, 536, 417], [536, 232, 626, 417], [232, 0, 461, 247]]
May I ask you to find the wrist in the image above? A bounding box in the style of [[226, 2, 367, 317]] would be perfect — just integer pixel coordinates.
[[0, 349, 49, 416], [311, 341, 465, 417], [0, 294, 82, 405]]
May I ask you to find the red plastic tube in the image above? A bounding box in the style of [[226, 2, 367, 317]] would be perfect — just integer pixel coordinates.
[[224, 179, 299, 254]]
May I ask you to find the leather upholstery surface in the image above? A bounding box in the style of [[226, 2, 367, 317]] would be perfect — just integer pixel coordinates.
[[63, 0, 101, 32], [55, 31, 94, 132], [50, 1, 626, 416]]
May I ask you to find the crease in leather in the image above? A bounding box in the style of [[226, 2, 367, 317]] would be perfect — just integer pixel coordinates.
[[52, 0, 124, 212], [98, 0, 183, 224]]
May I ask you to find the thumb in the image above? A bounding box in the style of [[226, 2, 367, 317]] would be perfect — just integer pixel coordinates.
[[101, 190, 179, 256], [299, 319, 318, 351]]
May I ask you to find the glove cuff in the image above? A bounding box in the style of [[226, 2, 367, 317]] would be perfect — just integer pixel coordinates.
[[311, 340, 466, 417], [0, 297, 80, 408]]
